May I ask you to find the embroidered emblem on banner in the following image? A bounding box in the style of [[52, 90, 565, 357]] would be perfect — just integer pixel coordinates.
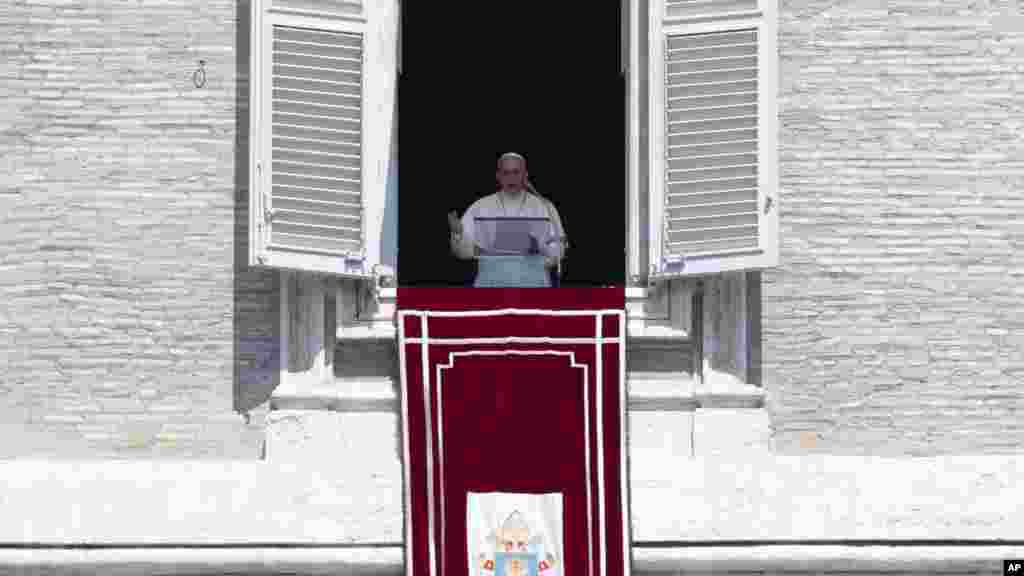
[[468, 492, 564, 576]]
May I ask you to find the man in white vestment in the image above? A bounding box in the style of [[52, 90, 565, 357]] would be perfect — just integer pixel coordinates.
[[447, 153, 567, 287]]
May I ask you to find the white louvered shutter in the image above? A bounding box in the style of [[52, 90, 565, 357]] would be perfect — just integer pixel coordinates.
[[648, 0, 778, 278], [249, 0, 397, 278]]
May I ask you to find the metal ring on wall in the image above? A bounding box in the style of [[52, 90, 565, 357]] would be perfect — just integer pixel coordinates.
[[193, 60, 206, 88]]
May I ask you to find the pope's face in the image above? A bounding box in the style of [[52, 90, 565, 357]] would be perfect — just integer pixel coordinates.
[[497, 525, 529, 552], [497, 158, 526, 192]]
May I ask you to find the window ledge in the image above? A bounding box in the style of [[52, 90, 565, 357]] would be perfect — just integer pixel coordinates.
[[269, 372, 762, 414], [627, 324, 691, 342], [628, 372, 698, 412], [270, 376, 397, 413], [3, 545, 1018, 575], [632, 545, 1024, 574], [697, 369, 765, 409], [628, 370, 765, 411]]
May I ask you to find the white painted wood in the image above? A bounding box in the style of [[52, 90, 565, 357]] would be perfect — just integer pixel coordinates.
[[627, 0, 644, 283], [270, 0, 365, 22], [249, 0, 398, 279], [646, 0, 778, 278]]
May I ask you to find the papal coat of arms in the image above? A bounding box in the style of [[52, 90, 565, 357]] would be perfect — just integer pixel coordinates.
[[467, 493, 564, 576]]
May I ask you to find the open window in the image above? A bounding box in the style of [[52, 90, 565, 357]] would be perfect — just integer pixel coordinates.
[[644, 0, 778, 279], [248, 0, 398, 278]]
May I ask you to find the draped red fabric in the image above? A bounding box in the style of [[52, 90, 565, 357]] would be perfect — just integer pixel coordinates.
[[398, 289, 627, 576]]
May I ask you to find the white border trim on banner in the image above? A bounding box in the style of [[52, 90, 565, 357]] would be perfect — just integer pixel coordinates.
[[420, 315, 437, 576], [402, 337, 623, 345], [406, 308, 625, 317], [398, 309, 630, 576], [596, 316, 606, 576], [437, 350, 591, 576]]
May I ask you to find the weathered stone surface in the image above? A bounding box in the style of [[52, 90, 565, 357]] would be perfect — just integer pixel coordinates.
[[766, 0, 1024, 455], [2, 544, 1023, 575], [0, 0, 286, 458], [692, 409, 773, 456], [630, 456, 1024, 542]]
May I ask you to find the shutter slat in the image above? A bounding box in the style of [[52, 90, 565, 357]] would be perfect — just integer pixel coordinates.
[[668, 168, 758, 186], [667, 42, 757, 58], [668, 139, 757, 156], [667, 30, 757, 49], [270, 235, 362, 256], [273, 65, 360, 86], [274, 174, 360, 196], [667, 103, 757, 117], [669, 152, 757, 168], [272, 112, 359, 132], [275, 208, 360, 227], [274, 26, 361, 45], [667, 80, 757, 98], [274, 148, 360, 166], [666, 0, 758, 19], [662, 27, 760, 262], [667, 224, 758, 243], [668, 58, 757, 74], [274, 221, 361, 240], [666, 200, 758, 219], [668, 92, 756, 107], [667, 213, 759, 227], [275, 161, 360, 182], [274, 196, 361, 215], [274, 76, 361, 96], [274, 51, 360, 69], [275, 100, 360, 119], [274, 127, 359, 146], [274, 38, 360, 57], [667, 68, 757, 86], [668, 162, 757, 174], [669, 126, 756, 145], [666, 236, 760, 255], [270, 1, 363, 22], [273, 88, 359, 108], [667, 189, 757, 206], [273, 184, 360, 204], [668, 178, 758, 195], [667, 116, 757, 134]]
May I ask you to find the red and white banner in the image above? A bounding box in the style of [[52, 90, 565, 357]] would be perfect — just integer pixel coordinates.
[[397, 288, 631, 576]]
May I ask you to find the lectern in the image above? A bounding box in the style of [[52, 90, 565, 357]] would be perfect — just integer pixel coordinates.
[[471, 216, 556, 288], [397, 288, 631, 576]]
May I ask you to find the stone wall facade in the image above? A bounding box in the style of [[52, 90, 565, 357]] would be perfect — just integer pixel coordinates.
[[0, 0, 275, 458], [766, 0, 1024, 455]]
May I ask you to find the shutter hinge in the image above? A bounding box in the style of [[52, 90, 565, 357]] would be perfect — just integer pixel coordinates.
[[764, 196, 774, 214], [257, 161, 274, 222], [652, 254, 686, 279]]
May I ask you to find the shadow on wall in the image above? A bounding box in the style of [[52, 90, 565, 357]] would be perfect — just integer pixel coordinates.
[[233, 0, 281, 419], [381, 96, 398, 273]]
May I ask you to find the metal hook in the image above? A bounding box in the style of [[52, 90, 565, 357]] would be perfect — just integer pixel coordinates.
[[193, 60, 207, 88]]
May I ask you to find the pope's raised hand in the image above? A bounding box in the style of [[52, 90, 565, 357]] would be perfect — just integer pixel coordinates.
[[447, 211, 462, 235]]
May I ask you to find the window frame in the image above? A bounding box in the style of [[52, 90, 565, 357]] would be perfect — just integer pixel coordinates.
[[642, 0, 779, 280], [249, 0, 397, 279]]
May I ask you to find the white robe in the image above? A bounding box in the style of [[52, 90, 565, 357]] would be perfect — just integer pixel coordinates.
[[452, 191, 566, 262]]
